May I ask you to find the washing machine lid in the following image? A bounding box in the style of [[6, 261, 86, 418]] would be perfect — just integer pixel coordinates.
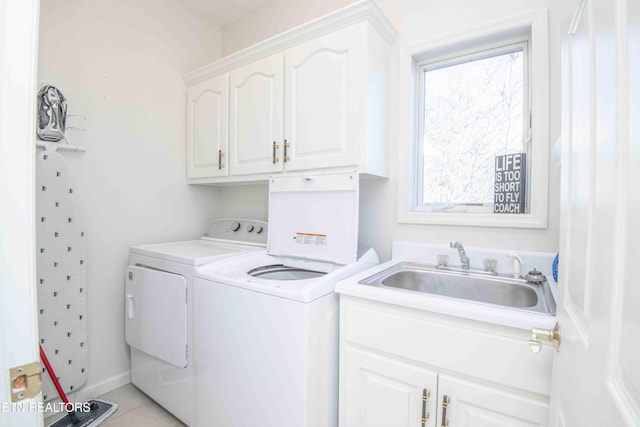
[[267, 172, 359, 266]]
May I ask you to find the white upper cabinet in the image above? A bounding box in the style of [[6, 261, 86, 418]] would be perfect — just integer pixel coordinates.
[[229, 54, 283, 176], [187, 75, 229, 179], [283, 25, 361, 172], [184, 0, 396, 184]]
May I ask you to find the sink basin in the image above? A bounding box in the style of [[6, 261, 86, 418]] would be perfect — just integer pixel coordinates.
[[359, 262, 556, 315]]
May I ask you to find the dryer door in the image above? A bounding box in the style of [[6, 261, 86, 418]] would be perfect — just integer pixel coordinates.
[[125, 266, 187, 368]]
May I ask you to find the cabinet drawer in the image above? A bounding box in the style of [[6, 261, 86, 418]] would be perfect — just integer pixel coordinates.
[[341, 297, 553, 396]]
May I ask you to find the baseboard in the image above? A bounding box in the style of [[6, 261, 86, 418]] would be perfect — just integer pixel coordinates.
[[74, 371, 131, 402], [44, 371, 131, 406]]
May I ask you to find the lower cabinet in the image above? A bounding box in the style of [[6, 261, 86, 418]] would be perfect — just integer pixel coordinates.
[[437, 375, 548, 427], [342, 349, 438, 427], [342, 349, 547, 427], [339, 296, 552, 427]]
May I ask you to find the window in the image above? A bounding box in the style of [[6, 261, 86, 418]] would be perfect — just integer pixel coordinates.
[[397, 10, 549, 228], [418, 42, 529, 213]]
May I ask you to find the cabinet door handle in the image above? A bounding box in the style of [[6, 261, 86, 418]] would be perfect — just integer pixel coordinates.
[[272, 141, 280, 164], [218, 149, 225, 170], [284, 139, 291, 162], [441, 395, 450, 427], [421, 388, 431, 426]]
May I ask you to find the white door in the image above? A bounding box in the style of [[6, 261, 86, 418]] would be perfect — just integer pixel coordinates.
[[341, 349, 438, 427], [0, 0, 44, 425], [187, 74, 229, 179], [548, 0, 640, 425], [284, 25, 361, 172], [229, 54, 284, 176]]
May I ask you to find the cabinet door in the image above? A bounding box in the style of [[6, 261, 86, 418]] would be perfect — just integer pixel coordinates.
[[341, 348, 438, 427], [284, 25, 362, 172], [229, 54, 284, 176], [437, 374, 548, 427], [187, 75, 229, 179]]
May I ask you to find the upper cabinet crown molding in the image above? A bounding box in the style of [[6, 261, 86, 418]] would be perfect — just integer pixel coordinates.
[[183, 0, 397, 87]]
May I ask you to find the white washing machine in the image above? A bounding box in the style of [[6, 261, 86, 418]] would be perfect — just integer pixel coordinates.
[[124, 219, 267, 426], [193, 172, 379, 427]]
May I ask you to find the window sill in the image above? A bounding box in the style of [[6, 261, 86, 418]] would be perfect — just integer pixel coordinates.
[[397, 210, 547, 229]]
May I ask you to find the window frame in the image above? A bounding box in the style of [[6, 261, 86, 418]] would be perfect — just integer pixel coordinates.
[[397, 9, 549, 228]]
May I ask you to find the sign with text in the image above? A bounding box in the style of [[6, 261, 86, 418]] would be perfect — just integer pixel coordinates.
[[494, 153, 526, 214]]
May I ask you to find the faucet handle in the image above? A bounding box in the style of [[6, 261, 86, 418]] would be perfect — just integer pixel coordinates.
[[483, 258, 497, 273], [437, 254, 449, 268], [507, 252, 523, 278]]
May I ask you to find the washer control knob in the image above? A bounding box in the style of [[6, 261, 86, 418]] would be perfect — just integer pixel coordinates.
[[247, 225, 255, 233], [255, 225, 263, 234], [231, 222, 241, 232]]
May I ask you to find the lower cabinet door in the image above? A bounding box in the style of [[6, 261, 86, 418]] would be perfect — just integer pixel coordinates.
[[341, 348, 438, 427], [436, 374, 549, 427]]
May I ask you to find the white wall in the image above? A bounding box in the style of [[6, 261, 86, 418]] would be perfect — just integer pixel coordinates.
[[217, 184, 269, 221], [221, 0, 358, 55], [220, 0, 576, 261], [37, 0, 223, 397]]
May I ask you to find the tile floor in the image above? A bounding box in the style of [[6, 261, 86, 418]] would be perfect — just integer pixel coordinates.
[[99, 384, 186, 427], [45, 384, 186, 427]]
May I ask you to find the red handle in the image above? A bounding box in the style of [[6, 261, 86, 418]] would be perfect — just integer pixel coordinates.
[[39, 344, 71, 408]]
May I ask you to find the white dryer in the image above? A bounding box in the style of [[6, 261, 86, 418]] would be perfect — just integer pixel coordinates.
[[193, 172, 379, 427], [124, 219, 267, 426]]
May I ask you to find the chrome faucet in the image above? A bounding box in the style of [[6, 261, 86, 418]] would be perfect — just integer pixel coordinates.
[[450, 241, 470, 270]]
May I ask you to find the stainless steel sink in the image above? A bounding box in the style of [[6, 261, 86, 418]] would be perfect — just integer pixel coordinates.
[[359, 262, 556, 315]]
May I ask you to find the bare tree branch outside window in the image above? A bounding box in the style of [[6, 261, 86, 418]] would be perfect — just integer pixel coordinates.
[[421, 48, 525, 206]]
